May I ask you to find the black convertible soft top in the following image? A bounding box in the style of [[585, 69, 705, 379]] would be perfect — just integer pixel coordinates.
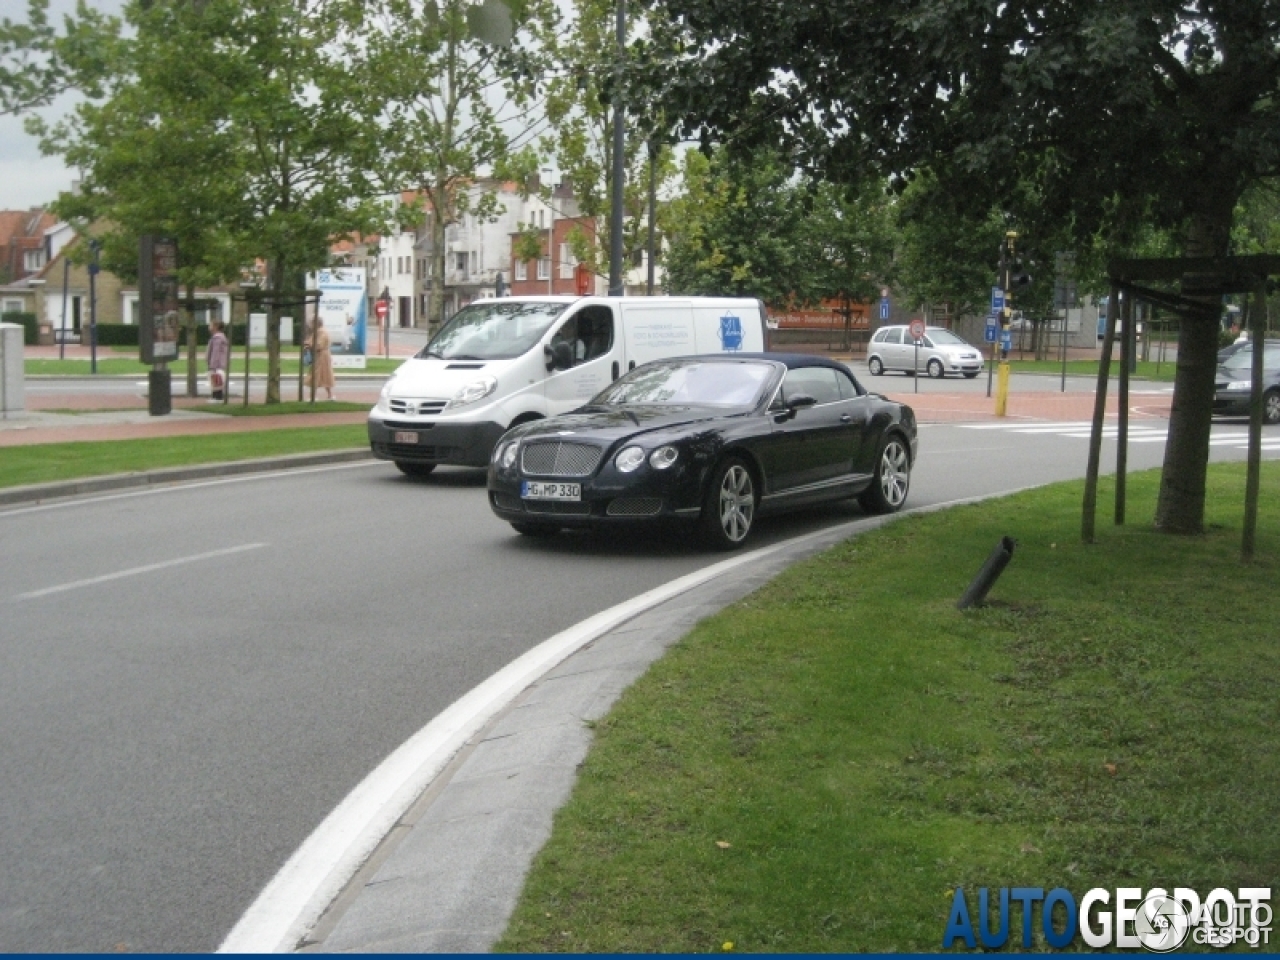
[[684, 351, 852, 372]]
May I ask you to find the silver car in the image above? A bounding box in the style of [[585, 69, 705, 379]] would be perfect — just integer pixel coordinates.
[[867, 325, 985, 379]]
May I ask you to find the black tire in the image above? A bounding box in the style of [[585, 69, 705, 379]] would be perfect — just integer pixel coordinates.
[[867, 356, 884, 376], [1265, 390, 1280, 425], [511, 521, 559, 537], [927, 358, 945, 379], [698, 456, 757, 550], [395, 461, 436, 477], [963, 371, 979, 379], [858, 435, 911, 514]]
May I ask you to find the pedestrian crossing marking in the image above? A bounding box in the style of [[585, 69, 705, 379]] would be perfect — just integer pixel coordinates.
[[955, 421, 1277, 452]]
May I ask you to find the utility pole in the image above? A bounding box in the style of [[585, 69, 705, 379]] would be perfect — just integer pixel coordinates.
[[607, 0, 625, 297]]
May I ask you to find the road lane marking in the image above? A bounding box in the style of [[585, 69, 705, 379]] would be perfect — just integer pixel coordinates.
[[11, 543, 267, 601]]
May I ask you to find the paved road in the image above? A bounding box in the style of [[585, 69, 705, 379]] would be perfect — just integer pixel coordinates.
[[0, 420, 1269, 951]]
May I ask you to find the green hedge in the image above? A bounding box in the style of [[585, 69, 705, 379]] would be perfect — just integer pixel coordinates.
[[1, 311, 39, 345]]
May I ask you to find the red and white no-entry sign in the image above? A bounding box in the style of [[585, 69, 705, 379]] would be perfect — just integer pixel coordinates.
[[375, 299, 389, 320]]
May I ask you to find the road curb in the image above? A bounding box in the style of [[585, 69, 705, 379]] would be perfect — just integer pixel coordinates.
[[0, 448, 374, 508]]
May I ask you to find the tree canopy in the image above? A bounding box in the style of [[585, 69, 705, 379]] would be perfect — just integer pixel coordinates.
[[643, 0, 1280, 534]]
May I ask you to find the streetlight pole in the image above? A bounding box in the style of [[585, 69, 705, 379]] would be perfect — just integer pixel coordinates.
[[88, 239, 100, 374], [607, 0, 625, 297]]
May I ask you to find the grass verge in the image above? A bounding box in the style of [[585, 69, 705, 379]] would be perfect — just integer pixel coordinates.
[[498, 463, 1279, 953], [206, 401, 370, 416], [1006, 358, 1178, 381], [0, 425, 367, 489]]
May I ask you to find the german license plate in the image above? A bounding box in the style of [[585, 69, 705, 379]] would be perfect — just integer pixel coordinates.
[[393, 431, 419, 444], [522, 481, 581, 501]]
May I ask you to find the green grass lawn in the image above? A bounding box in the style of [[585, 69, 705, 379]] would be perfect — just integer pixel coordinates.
[[0, 426, 367, 489], [1004, 358, 1179, 381], [25, 356, 404, 376], [498, 463, 1279, 953]]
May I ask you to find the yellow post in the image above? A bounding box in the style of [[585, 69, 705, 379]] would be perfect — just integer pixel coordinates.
[[995, 360, 1011, 416]]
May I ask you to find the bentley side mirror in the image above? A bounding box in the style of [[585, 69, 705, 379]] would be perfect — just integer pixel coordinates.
[[545, 341, 574, 371], [775, 394, 816, 421]]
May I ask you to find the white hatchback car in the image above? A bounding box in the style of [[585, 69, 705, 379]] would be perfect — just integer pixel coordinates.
[[867, 325, 985, 379]]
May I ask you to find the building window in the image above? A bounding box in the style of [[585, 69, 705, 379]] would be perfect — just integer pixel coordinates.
[[515, 260, 527, 281], [537, 257, 550, 280], [456, 252, 468, 275], [559, 243, 575, 278], [4, 298, 24, 313], [23, 249, 44, 272]]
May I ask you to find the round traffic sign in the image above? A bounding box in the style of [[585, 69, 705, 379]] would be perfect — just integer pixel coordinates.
[[908, 318, 926, 341], [375, 299, 389, 319]]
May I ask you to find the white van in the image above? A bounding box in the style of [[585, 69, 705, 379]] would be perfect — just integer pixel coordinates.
[[367, 295, 768, 474]]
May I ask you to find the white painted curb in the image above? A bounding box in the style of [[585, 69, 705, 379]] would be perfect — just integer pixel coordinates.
[[218, 492, 1002, 954]]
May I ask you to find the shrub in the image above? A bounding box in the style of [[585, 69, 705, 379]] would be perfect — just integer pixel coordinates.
[[1, 311, 39, 345]]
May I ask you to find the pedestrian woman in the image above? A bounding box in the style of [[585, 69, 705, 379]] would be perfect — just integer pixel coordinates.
[[304, 315, 337, 400], [206, 318, 229, 400]]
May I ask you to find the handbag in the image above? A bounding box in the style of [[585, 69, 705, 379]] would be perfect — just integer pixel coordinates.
[[302, 347, 313, 367], [209, 369, 225, 390]]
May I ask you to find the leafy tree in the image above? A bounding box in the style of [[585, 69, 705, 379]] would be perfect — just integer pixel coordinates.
[[358, 0, 554, 328], [644, 0, 1280, 534], [0, 0, 120, 116], [36, 0, 382, 403], [533, 0, 677, 285], [665, 146, 892, 306]]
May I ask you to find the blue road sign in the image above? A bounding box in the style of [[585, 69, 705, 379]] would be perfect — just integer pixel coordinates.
[[991, 287, 1005, 312], [1000, 329, 1012, 350], [879, 297, 890, 321], [984, 319, 998, 343]]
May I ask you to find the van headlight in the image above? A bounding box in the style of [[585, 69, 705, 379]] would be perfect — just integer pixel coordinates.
[[615, 446, 646, 473], [448, 376, 497, 408], [649, 445, 679, 469]]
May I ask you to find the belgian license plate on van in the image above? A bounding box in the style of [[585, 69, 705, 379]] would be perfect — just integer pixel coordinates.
[[522, 481, 581, 501], [394, 431, 419, 444]]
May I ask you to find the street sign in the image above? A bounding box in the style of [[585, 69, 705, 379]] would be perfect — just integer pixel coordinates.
[[879, 296, 891, 321], [1000, 329, 1012, 351], [984, 318, 998, 343], [991, 287, 1005, 313], [908, 317, 926, 341], [375, 299, 389, 320]]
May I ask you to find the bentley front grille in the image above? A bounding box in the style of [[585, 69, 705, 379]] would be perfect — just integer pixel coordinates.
[[520, 441, 604, 477]]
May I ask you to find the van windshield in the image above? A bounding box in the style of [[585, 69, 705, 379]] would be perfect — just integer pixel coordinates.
[[419, 301, 568, 361], [591, 359, 776, 407]]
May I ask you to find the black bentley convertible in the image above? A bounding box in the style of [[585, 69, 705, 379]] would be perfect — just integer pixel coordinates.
[[487, 353, 918, 549]]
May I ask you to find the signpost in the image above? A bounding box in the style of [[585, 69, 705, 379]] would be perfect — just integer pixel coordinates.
[[908, 317, 925, 393], [139, 236, 179, 415], [375, 295, 389, 359]]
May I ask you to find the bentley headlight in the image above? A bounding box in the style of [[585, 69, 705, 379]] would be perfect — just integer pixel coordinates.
[[498, 439, 520, 470], [449, 376, 498, 408], [1227, 380, 1252, 391], [615, 446, 646, 473], [649, 445, 679, 470]]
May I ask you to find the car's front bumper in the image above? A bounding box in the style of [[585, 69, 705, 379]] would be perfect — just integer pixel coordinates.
[[488, 463, 705, 528], [368, 415, 505, 467], [1213, 391, 1253, 417]]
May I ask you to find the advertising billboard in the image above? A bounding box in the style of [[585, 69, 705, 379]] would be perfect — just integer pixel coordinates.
[[314, 267, 368, 369]]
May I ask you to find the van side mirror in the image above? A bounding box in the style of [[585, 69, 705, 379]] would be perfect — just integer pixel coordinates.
[[545, 341, 573, 371]]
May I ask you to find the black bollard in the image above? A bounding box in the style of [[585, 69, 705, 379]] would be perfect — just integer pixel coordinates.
[[148, 367, 172, 417], [956, 536, 1016, 609]]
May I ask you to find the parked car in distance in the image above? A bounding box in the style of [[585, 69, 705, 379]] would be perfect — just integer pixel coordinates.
[[488, 353, 918, 550], [867, 325, 984, 379], [1214, 342, 1280, 424], [1218, 337, 1280, 365]]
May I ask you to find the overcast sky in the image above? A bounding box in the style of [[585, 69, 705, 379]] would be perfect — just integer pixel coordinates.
[[1, 0, 122, 213]]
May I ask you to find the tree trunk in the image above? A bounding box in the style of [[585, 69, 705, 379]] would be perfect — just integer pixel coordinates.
[[428, 194, 446, 330], [1153, 188, 1238, 533], [267, 257, 284, 404]]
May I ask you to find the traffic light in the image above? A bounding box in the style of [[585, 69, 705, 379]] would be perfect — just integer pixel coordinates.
[[1010, 258, 1032, 289]]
